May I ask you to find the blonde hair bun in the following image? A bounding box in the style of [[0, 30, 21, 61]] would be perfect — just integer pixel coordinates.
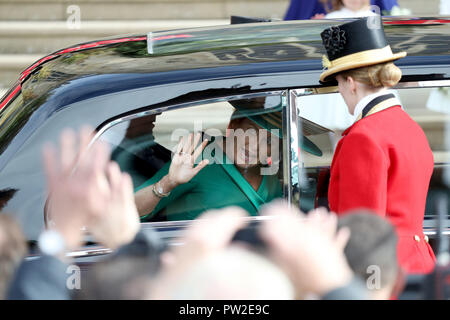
[[377, 63, 402, 88], [341, 62, 402, 88]]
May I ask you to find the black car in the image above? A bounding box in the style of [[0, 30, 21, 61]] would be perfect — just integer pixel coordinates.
[[0, 17, 449, 266]]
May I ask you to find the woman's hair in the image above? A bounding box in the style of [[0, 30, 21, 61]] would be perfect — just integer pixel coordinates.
[[318, 0, 335, 12], [338, 62, 402, 88], [330, 0, 344, 11], [328, 0, 372, 11]]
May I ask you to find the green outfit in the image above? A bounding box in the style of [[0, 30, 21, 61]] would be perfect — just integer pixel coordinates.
[[136, 146, 283, 221]]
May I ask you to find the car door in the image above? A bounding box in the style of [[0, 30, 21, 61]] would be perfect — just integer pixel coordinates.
[[72, 87, 333, 263]]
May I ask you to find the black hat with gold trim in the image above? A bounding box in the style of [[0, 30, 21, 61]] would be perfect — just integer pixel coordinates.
[[320, 16, 407, 83]]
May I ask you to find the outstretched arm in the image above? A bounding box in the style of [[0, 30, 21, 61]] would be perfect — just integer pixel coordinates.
[[134, 133, 209, 217]]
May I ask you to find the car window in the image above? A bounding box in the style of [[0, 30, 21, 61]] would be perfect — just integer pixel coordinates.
[[97, 94, 286, 222], [295, 86, 450, 217]]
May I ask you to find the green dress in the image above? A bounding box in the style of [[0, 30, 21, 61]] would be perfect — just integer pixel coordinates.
[[136, 146, 283, 221]]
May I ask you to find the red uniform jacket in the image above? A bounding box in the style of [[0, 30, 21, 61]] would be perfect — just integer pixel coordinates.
[[329, 105, 436, 274]]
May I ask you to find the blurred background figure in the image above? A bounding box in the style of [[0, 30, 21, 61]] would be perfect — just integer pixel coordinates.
[[441, 0, 450, 14], [0, 214, 27, 300], [284, 0, 328, 20], [77, 255, 161, 300], [338, 211, 402, 299], [157, 246, 295, 300], [151, 204, 369, 300], [285, 0, 400, 20], [258, 203, 369, 300], [325, 0, 378, 18], [7, 127, 143, 300]]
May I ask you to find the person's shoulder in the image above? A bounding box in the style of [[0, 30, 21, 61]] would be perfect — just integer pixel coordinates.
[[341, 120, 384, 150], [355, 106, 403, 127], [348, 106, 421, 144], [343, 128, 375, 144]]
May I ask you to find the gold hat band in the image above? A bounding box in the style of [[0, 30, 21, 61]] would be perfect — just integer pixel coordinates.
[[320, 45, 407, 82], [325, 46, 393, 69]]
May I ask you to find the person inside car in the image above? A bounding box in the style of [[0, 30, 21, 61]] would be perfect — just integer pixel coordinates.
[[111, 113, 171, 188], [134, 98, 284, 221], [134, 95, 326, 222]]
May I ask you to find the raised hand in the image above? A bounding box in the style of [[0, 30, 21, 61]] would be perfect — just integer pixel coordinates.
[[259, 201, 352, 298], [150, 207, 247, 299], [167, 132, 209, 187], [43, 127, 140, 252], [88, 162, 140, 250], [42, 126, 111, 251], [135, 133, 210, 217]]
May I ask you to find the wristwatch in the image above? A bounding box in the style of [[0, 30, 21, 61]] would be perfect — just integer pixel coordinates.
[[38, 229, 66, 257], [152, 180, 171, 198]]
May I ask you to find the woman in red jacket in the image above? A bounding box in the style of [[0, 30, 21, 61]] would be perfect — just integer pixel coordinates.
[[319, 17, 436, 274]]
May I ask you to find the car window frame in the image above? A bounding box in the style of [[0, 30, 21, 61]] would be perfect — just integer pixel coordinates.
[[87, 90, 291, 230]]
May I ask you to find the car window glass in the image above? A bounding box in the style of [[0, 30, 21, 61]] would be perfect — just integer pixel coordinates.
[[400, 87, 450, 218], [97, 94, 285, 222]]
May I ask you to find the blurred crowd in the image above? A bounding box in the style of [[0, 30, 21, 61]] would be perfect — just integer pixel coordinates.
[[0, 127, 402, 300], [285, 0, 450, 20], [285, 0, 400, 21]]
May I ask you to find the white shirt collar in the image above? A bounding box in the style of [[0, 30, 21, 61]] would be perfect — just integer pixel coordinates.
[[352, 89, 399, 122]]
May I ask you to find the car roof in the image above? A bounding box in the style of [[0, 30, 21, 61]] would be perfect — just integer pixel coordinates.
[[1, 17, 450, 113], [19, 17, 450, 82]]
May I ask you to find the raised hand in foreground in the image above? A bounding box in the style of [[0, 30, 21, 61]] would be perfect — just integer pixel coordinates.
[[43, 127, 139, 255], [259, 202, 353, 298]]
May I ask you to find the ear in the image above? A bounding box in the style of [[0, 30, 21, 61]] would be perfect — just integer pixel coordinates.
[[347, 76, 357, 95]]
